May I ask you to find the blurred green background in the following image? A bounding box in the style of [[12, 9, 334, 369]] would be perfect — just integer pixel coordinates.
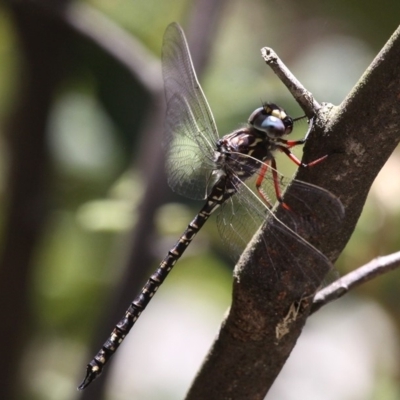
[[0, 0, 399, 399]]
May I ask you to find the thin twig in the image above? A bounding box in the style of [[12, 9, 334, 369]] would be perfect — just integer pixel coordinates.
[[311, 251, 400, 314], [261, 47, 320, 118]]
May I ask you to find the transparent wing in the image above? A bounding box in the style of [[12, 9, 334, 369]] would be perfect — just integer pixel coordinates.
[[162, 22, 219, 200], [217, 157, 344, 289]]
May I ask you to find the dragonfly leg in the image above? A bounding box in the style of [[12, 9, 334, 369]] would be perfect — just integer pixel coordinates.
[[276, 116, 327, 167], [270, 158, 291, 210], [255, 159, 292, 211], [255, 162, 273, 208], [278, 145, 328, 168]]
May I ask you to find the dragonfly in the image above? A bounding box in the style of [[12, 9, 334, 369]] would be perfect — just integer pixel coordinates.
[[78, 22, 344, 390]]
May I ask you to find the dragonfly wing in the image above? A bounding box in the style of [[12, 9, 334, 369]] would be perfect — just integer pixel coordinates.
[[162, 22, 219, 200], [217, 157, 344, 290]]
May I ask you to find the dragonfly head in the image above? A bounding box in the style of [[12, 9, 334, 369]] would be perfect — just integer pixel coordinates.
[[248, 103, 293, 139]]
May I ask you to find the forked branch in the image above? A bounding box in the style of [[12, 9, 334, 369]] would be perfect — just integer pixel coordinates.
[[186, 25, 400, 400], [312, 251, 400, 314], [261, 47, 320, 118]]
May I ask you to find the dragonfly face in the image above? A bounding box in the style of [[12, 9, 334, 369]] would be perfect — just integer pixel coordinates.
[[215, 103, 295, 181], [248, 103, 294, 139]]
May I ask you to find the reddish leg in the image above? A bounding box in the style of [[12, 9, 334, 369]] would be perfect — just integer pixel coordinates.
[[270, 158, 291, 210], [276, 116, 328, 167], [255, 159, 292, 211], [283, 138, 306, 148], [277, 145, 328, 168], [256, 113, 327, 210], [255, 162, 273, 208]]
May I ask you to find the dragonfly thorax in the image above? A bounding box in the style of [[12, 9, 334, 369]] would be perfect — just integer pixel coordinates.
[[214, 128, 273, 181]]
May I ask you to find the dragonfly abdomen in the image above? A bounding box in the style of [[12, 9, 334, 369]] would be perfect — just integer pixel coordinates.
[[78, 177, 231, 390]]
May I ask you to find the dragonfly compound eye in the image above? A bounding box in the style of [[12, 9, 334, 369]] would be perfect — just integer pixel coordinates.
[[251, 112, 287, 138]]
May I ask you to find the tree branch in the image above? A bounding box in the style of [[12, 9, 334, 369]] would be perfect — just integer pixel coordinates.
[[261, 47, 321, 117], [186, 25, 400, 400], [311, 251, 400, 314]]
